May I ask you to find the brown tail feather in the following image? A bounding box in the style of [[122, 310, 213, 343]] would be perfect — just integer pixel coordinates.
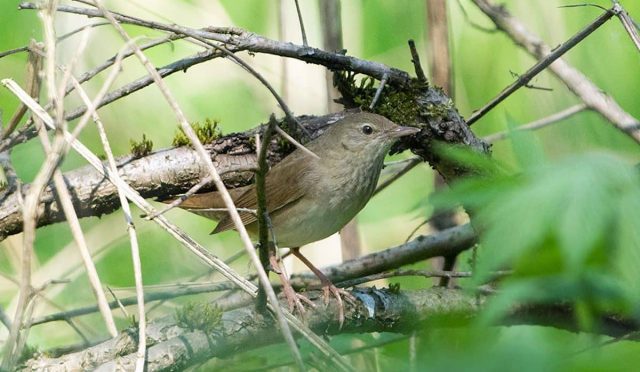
[[161, 186, 253, 226]]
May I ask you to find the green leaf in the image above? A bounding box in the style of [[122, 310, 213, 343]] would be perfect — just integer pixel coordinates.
[[505, 113, 545, 169]]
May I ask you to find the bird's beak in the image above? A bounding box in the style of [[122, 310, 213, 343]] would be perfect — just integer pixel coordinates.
[[388, 125, 421, 138]]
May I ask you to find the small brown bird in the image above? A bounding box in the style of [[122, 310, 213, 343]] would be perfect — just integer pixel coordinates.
[[174, 111, 420, 321]]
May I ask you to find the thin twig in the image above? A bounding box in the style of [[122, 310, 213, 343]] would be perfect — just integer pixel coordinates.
[[466, 5, 616, 126], [33, 118, 119, 337], [407, 39, 427, 83], [293, 0, 308, 46], [0, 22, 110, 60], [369, 72, 389, 109], [1, 44, 121, 364], [57, 25, 94, 104], [31, 223, 478, 328], [250, 334, 409, 372], [336, 269, 510, 289], [0, 46, 29, 59], [404, 219, 430, 244], [275, 125, 319, 159], [107, 287, 130, 319], [611, 2, 640, 51], [145, 176, 213, 220], [28, 37, 124, 345], [454, 0, 497, 33], [483, 103, 588, 143], [2, 40, 43, 140], [1, 271, 93, 343], [67, 49, 148, 365], [255, 116, 278, 313], [6, 1, 408, 151]]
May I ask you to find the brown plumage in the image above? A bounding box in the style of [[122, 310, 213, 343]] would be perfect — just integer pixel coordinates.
[[173, 111, 419, 247]]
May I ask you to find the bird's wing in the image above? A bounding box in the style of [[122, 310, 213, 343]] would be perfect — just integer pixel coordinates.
[[212, 154, 312, 234]]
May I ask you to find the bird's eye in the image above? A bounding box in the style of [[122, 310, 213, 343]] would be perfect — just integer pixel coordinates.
[[361, 124, 373, 135]]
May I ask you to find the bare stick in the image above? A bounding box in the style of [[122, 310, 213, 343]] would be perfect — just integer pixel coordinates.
[[293, 0, 308, 46], [1, 271, 93, 343], [33, 117, 118, 337], [2, 20, 130, 364], [0, 22, 110, 59], [2, 40, 43, 140], [466, 5, 616, 126], [57, 25, 93, 103], [2, 5, 61, 367], [278, 0, 289, 102], [612, 1, 640, 51], [275, 125, 319, 159], [335, 269, 508, 288], [255, 116, 278, 313], [145, 176, 213, 219], [369, 72, 389, 110], [57, 48, 223, 123], [407, 39, 427, 83], [67, 59, 148, 365], [483, 104, 588, 143]]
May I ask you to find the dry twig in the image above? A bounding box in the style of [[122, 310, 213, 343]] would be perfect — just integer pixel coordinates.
[[470, 0, 640, 143]]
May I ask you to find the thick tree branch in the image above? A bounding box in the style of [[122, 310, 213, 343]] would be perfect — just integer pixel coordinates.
[[22, 287, 639, 371]]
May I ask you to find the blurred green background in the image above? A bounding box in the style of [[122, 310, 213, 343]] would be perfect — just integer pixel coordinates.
[[0, 0, 639, 370]]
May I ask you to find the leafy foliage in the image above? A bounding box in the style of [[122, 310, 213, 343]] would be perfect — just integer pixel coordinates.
[[432, 133, 640, 328]]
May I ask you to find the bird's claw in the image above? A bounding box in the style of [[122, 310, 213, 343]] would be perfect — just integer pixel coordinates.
[[269, 254, 315, 317], [322, 283, 355, 329], [281, 283, 317, 315]]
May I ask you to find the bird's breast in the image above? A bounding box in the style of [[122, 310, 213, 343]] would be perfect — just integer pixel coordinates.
[[267, 157, 383, 247]]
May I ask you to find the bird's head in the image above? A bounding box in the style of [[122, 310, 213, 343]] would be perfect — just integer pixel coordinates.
[[323, 112, 420, 159]]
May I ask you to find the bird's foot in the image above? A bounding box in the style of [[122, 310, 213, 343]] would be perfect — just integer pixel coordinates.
[[269, 255, 316, 316], [290, 247, 357, 328], [321, 281, 356, 329]]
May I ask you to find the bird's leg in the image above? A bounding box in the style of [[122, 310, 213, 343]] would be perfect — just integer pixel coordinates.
[[268, 250, 315, 316], [291, 247, 355, 327]]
